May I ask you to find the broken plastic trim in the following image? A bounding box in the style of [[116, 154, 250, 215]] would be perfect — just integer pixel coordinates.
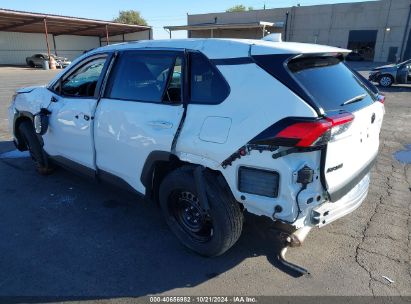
[[221, 144, 279, 168]]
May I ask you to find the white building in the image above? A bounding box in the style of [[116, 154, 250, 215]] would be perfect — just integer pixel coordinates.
[[0, 9, 152, 65]]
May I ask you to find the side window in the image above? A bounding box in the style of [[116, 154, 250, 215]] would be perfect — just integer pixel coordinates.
[[106, 52, 177, 103], [190, 52, 229, 105], [163, 57, 183, 104], [58, 57, 107, 98]]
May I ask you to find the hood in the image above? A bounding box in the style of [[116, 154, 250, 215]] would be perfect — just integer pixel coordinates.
[[372, 64, 397, 71], [16, 85, 45, 94]]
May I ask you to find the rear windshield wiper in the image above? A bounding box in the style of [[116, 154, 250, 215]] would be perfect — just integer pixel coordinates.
[[341, 93, 367, 106]]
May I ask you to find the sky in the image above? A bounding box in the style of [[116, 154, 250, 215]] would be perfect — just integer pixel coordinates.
[[0, 0, 376, 39]]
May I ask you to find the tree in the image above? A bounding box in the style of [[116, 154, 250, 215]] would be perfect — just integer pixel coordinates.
[[113, 10, 147, 26], [226, 4, 254, 12]]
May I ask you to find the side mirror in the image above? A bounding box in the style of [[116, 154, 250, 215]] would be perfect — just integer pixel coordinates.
[[34, 108, 51, 135]]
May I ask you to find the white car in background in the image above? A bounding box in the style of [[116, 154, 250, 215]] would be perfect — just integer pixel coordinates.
[[25, 53, 71, 68], [8, 39, 384, 274]]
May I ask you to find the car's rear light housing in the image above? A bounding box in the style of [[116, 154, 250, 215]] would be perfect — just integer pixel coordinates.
[[238, 167, 279, 198], [251, 112, 354, 148]]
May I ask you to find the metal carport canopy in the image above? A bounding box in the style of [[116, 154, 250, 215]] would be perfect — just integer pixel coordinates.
[[0, 8, 151, 37], [164, 21, 283, 38]]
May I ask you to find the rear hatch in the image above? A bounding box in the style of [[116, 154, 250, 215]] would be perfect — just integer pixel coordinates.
[[253, 53, 384, 201]]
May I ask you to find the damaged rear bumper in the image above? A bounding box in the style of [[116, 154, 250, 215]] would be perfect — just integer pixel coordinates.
[[312, 173, 370, 227]]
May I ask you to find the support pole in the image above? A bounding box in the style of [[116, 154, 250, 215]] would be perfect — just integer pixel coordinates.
[[43, 18, 51, 61], [105, 24, 109, 45], [52, 34, 57, 56], [400, 4, 411, 61], [211, 29, 214, 38]]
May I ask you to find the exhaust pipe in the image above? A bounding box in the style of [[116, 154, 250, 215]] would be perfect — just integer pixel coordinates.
[[277, 226, 312, 275], [286, 226, 312, 247]]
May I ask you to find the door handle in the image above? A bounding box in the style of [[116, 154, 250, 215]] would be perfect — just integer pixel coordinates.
[[147, 121, 173, 129]]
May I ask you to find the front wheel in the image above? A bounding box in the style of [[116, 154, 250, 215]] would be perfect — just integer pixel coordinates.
[[379, 75, 394, 87], [159, 167, 243, 257]]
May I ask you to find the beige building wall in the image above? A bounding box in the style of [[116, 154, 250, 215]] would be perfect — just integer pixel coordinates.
[[187, 0, 411, 62]]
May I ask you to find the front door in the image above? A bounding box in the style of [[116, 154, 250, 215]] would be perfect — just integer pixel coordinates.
[[94, 50, 185, 193], [397, 65, 408, 84], [43, 54, 110, 170]]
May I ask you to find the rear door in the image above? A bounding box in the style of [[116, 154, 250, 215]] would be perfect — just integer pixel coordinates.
[[94, 50, 185, 193], [286, 55, 384, 201]]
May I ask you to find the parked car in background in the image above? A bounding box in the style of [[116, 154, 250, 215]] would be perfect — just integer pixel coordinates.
[[369, 59, 411, 87], [345, 51, 364, 61], [25, 53, 71, 69], [10, 39, 384, 274]]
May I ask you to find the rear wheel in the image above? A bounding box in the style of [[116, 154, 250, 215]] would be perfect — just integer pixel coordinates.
[[379, 75, 393, 87], [28, 61, 35, 68], [159, 167, 243, 257], [18, 120, 53, 175]]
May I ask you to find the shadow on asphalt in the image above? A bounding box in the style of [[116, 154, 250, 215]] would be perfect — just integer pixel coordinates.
[[0, 140, 304, 300]]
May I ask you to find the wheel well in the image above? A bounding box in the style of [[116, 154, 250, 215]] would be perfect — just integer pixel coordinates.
[[145, 155, 242, 210], [14, 116, 32, 151], [145, 156, 189, 202]]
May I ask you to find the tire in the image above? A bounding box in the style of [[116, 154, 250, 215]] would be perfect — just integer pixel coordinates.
[[159, 167, 243, 257], [378, 75, 394, 87], [28, 61, 35, 68], [18, 120, 53, 175]]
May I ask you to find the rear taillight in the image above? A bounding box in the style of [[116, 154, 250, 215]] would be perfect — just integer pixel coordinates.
[[251, 113, 354, 148], [377, 94, 385, 104], [275, 119, 332, 147]]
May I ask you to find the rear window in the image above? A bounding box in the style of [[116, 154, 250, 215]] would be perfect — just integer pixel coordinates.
[[288, 56, 375, 113], [253, 54, 376, 114], [189, 52, 230, 105]]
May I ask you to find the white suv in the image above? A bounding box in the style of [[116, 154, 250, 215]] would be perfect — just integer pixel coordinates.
[[8, 39, 384, 273]]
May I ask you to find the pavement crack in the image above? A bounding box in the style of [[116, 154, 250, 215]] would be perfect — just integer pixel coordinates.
[[354, 194, 380, 297], [357, 247, 404, 264]]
